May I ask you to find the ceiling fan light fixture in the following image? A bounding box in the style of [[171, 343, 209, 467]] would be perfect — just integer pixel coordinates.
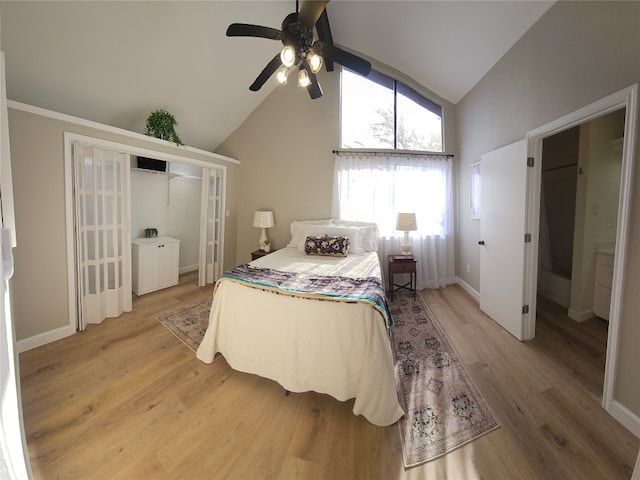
[[276, 65, 289, 84], [307, 51, 323, 73], [298, 69, 311, 87], [280, 45, 297, 68]]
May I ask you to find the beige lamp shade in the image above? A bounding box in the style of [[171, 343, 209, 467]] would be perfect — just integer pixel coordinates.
[[396, 212, 417, 231], [252, 211, 275, 228]]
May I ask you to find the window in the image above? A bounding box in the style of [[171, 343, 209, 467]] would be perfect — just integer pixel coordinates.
[[341, 69, 443, 152], [332, 153, 452, 237], [332, 151, 455, 289]]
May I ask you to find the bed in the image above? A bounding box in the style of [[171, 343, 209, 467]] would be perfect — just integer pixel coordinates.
[[196, 220, 404, 427]]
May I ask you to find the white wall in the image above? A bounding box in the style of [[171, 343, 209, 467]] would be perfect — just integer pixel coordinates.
[[131, 162, 201, 272], [456, 1, 640, 418], [8, 106, 239, 342]]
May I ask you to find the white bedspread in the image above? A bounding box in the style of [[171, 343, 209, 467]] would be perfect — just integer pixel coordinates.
[[196, 248, 404, 426]]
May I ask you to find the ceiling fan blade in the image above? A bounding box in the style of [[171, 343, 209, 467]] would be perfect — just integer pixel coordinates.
[[298, 0, 329, 29], [249, 54, 282, 92], [315, 10, 334, 72], [315, 41, 371, 76], [303, 65, 323, 99], [227, 23, 281, 40]]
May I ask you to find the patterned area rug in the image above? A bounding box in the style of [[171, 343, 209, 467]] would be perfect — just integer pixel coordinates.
[[157, 298, 212, 352], [389, 290, 500, 468]]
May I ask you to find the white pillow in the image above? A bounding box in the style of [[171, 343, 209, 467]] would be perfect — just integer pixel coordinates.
[[332, 220, 379, 251], [295, 224, 364, 254], [287, 219, 333, 248]]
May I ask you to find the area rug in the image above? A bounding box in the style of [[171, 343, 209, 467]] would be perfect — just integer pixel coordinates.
[[389, 290, 500, 468], [157, 298, 212, 352]]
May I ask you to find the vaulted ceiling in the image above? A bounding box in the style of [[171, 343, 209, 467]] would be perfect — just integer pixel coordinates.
[[0, 1, 554, 152]]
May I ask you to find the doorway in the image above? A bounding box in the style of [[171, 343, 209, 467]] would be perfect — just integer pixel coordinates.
[[536, 109, 625, 395], [524, 84, 638, 420]]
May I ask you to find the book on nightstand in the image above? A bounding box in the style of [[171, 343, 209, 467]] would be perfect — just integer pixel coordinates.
[[392, 255, 414, 262]]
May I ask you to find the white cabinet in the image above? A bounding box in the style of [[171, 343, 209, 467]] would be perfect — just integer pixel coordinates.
[[132, 236, 180, 295], [593, 252, 614, 321]]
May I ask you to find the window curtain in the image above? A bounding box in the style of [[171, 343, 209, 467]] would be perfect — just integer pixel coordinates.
[[332, 151, 454, 290]]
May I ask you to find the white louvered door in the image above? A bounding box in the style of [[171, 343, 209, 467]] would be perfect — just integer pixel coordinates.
[[199, 167, 224, 286], [73, 143, 131, 330]]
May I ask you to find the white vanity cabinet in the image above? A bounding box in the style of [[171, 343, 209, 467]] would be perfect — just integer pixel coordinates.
[[132, 236, 180, 295], [593, 252, 614, 321]]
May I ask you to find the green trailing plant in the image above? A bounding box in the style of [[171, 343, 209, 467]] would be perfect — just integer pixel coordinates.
[[145, 108, 184, 146]]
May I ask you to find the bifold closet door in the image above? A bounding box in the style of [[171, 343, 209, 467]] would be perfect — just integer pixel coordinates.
[[199, 167, 223, 286], [73, 143, 131, 330]]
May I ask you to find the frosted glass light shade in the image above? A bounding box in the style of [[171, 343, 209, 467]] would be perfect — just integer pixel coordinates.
[[280, 45, 296, 67], [307, 51, 323, 73], [276, 66, 289, 84], [298, 69, 311, 87]]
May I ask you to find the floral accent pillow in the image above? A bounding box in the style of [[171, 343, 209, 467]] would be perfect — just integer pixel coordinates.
[[304, 235, 350, 257]]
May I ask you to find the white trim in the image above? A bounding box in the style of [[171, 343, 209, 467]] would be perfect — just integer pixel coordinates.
[[610, 400, 640, 439], [179, 264, 199, 275], [7, 100, 240, 165], [16, 325, 75, 353], [567, 308, 594, 323], [454, 276, 480, 302], [524, 84, 639, 426]]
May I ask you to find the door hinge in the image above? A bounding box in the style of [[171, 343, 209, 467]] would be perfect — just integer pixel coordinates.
[[522, 305, 530, 314], [527, 157, 534, 167], [524, 233, 532, 243]]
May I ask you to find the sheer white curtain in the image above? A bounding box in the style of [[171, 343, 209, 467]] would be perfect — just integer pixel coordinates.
[[332, 151, 454, 290]]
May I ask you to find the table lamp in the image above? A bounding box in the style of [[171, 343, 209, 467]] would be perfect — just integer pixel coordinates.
[[396, 212, 417, 255], [253, 211, 275, 251]]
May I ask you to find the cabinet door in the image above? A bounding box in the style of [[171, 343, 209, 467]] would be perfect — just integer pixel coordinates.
[[159, 242, 179, 289], [137, 246, 160, 295]]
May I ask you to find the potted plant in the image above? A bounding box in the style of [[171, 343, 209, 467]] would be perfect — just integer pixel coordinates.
[[145, 108, 184, 146]]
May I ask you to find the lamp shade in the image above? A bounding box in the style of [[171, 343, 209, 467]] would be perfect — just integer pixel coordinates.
[[253, 211, 274, 228], [396, 212, 417, 231]]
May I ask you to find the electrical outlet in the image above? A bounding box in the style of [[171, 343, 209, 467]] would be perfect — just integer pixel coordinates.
[[467, 264, 471, 273]]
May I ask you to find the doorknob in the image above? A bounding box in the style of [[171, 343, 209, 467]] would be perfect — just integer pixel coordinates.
[[478, 240, 485, 246]]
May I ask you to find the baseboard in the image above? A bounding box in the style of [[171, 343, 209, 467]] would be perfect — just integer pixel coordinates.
[[17, 324, 75, 353], [568, 308, 594, 323], [454, 276, 479, 301], [538, 288, 570, 309], [610, 399, 640, 439], [179, 264, 198, 275]]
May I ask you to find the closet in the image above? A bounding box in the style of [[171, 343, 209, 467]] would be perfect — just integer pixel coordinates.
[[65, 132, 226, 330]]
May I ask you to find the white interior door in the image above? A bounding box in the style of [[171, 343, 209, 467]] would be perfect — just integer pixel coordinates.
[[73, 144, 132, 329], [199, 167, 223, 286], [479, 139, 529, 340]]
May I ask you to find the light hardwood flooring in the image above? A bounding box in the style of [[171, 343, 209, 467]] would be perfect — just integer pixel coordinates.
[[19, 272, 639, 479]]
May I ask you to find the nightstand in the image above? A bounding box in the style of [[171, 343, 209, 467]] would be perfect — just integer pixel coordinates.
[[251, 249, 275, 261], [388, 255, 417, 301]]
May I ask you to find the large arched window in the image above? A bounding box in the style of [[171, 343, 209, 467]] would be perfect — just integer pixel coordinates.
[[340, 68, 443, 152]]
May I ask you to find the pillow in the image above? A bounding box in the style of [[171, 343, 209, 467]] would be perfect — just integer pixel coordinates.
[[287, 219, 333, 248], [304, 235, 350, 257], [332, 220, 379, 251], [295, 224, 363, 253]]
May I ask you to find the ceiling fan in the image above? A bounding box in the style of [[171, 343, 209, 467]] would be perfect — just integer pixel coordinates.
[[226, 0, 372, 99]]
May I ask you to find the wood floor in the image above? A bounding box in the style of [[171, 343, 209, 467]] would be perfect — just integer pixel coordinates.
[[19, 272, 639, 479]]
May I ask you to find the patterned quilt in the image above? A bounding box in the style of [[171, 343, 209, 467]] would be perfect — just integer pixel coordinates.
[[218, 263, 392, 332]]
